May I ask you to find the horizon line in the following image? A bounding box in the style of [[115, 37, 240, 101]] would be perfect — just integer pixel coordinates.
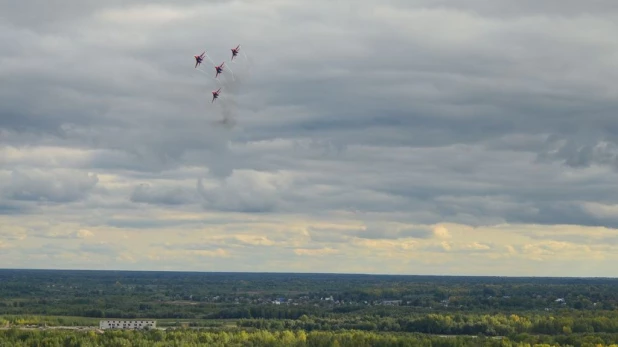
[[0, 267, 616, 280]]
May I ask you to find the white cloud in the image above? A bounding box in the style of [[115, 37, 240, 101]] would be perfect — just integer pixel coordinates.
[[433, 225, 451, 239]]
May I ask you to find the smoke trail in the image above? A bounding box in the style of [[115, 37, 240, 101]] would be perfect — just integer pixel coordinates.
[[212, 96, 238, 128], [210, 48, 254, 128], [196, 67, 221, 84], [204, 53, 216, 66], [225, 64, 235, 81]]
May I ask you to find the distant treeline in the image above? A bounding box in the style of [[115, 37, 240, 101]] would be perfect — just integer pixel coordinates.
[[1, 269, 617, 321], [2, 269, 618, 345]]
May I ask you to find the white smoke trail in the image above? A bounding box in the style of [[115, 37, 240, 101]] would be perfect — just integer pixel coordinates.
[[204, 52, 216, 66], [203, 45, 256, 128], [196, 67, 221, 84], [224, 64, 235, 81]]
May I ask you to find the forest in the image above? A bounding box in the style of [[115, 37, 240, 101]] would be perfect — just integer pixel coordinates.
[[1, 269, 617, 346]]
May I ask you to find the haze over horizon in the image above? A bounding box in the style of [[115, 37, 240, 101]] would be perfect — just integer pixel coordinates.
[[2, 0, 618, 277]]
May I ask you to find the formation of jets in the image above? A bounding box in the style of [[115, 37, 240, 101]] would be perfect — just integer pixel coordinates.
[[194, 45, 242, 103]]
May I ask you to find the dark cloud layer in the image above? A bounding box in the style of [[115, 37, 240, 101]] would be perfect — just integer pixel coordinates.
[[2, 0, 618, 240]]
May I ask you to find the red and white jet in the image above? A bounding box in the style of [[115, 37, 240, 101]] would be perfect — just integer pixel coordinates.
[[230, 45, 240, 61], [214, 62, 225, 78], [194, 51, 205, 68], [211, 88, 221, 103]]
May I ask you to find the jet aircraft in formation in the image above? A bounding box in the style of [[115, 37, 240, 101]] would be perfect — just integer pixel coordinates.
[[193, 45, 243, 103]]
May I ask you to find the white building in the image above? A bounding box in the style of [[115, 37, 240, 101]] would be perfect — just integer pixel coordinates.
[[99, 320, 156, 330]]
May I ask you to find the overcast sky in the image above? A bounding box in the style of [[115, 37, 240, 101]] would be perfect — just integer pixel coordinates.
[[1, 0, 618, 277]]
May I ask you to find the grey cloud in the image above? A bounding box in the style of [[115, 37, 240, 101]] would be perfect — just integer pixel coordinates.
[[175, 137, 618, 227], [4, 0, 614, 158], [0, 0, 228, 33], [391, 0, 618, 18], [353, 226, 433, 240], [1, 170, 98, 203], [0, 201, 33, 215], [130, 183, 197, 205], [104, 218, 191, 230], [196, 174, 281, 213], [536, 133, 618, 169], [2, 0, 618, 239]]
